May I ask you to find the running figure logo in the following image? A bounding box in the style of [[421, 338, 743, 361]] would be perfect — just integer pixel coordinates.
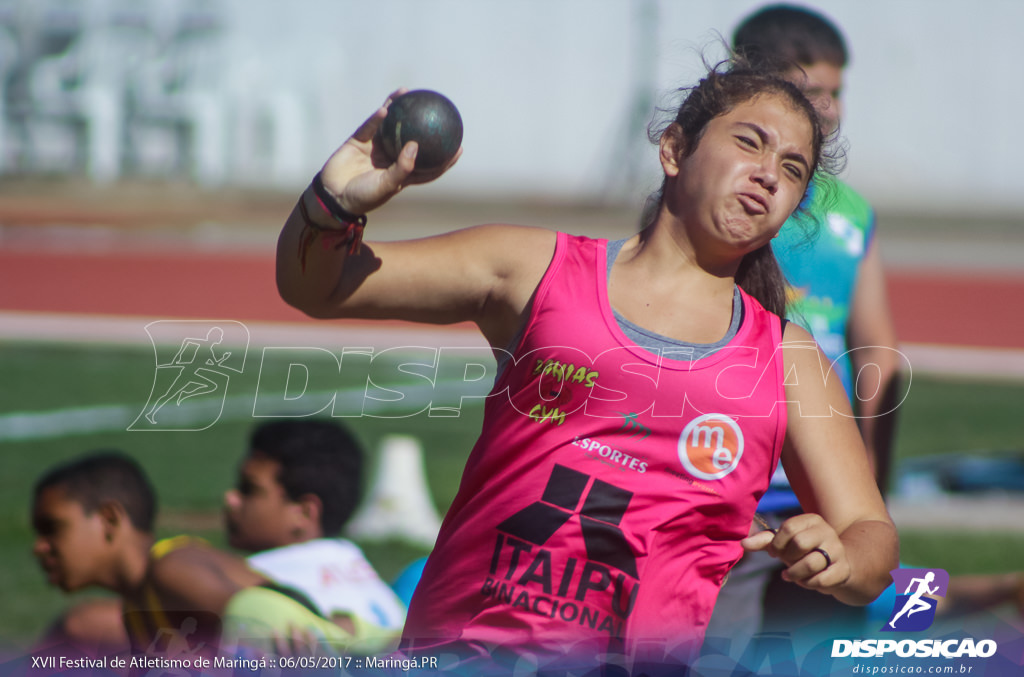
[[130, 321, 249, 431], [882, 568, 949, 632]]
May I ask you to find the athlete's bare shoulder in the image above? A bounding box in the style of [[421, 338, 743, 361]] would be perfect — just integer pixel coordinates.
[[431, 224, 557, 347], [455, 223, 557, 279]]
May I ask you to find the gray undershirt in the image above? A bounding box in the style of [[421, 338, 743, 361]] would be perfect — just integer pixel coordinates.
[[496, 237, 743, 376], [606, 238, 742, 361]]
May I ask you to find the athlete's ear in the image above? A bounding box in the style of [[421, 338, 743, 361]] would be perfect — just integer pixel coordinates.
[[659, 123, 686, 177]]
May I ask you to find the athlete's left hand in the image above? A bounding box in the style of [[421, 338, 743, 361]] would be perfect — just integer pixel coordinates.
[[319, 89, 462, 217], [741, 512, 850, 593]]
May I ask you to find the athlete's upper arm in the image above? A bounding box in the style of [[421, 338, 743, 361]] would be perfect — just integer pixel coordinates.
[[292, 223, 556, 347], [779, 323, 889, 530]]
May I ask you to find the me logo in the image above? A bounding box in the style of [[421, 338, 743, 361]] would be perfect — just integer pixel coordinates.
[[678, 413, 744, 480], [497, 464, 637, 578], [130, 321, 249, 431], [882, 568, 949, 632]]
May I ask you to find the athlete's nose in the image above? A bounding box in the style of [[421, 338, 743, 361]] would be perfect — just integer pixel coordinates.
[[752, 161, 778, 195]]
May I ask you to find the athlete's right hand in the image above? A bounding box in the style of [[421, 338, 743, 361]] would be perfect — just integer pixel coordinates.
[[742, 512, 850, 595], [317, 89, 462, 216]]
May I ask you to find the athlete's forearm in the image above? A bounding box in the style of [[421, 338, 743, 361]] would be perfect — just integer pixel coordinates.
[[829, 517, 899, 606]]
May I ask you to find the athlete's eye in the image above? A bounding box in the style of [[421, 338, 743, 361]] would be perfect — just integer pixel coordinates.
[[784, 163, 803, 181], [737, 135, 758, 149]]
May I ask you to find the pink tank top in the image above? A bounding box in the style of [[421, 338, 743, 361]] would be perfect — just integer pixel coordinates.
[[402, 233, 787, 667]]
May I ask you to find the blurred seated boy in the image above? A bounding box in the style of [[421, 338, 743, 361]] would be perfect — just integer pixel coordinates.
[[31, 450, 367, 660], [223, 419, 406, 646]]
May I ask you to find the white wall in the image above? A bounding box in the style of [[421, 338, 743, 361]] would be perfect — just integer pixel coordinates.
[[217, 0, 1024, 215]]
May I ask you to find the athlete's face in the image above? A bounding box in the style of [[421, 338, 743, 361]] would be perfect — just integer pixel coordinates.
[[786, 61, 843, 134], [32, 486, 111, 592], [663, 93, 814, 258], [223, 453, 301, 552]]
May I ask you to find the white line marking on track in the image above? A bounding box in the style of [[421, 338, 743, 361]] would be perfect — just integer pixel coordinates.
[[0, 380, 482, 442], [0, 310, 489, 349], [3, 310, 1022, 378], [2, 311, 1023, 443]]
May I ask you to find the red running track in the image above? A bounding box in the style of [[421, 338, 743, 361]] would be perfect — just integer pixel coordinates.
[[1, 249, 1022, 350]]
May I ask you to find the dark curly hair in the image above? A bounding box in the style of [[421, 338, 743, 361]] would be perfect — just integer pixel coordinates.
[[643, 54, 843, 317]]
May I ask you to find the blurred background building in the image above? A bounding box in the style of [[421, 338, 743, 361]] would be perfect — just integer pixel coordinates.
[[0, 0, 1020, 217]]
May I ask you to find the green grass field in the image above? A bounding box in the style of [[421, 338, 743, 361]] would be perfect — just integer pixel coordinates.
[[1, 340, 1023, 650]]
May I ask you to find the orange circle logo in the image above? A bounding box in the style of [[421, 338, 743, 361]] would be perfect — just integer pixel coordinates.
[[678, 414, 744, 480]]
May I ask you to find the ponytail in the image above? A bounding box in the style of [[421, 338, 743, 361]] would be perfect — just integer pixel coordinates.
[[735, 244, 788, 318]]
